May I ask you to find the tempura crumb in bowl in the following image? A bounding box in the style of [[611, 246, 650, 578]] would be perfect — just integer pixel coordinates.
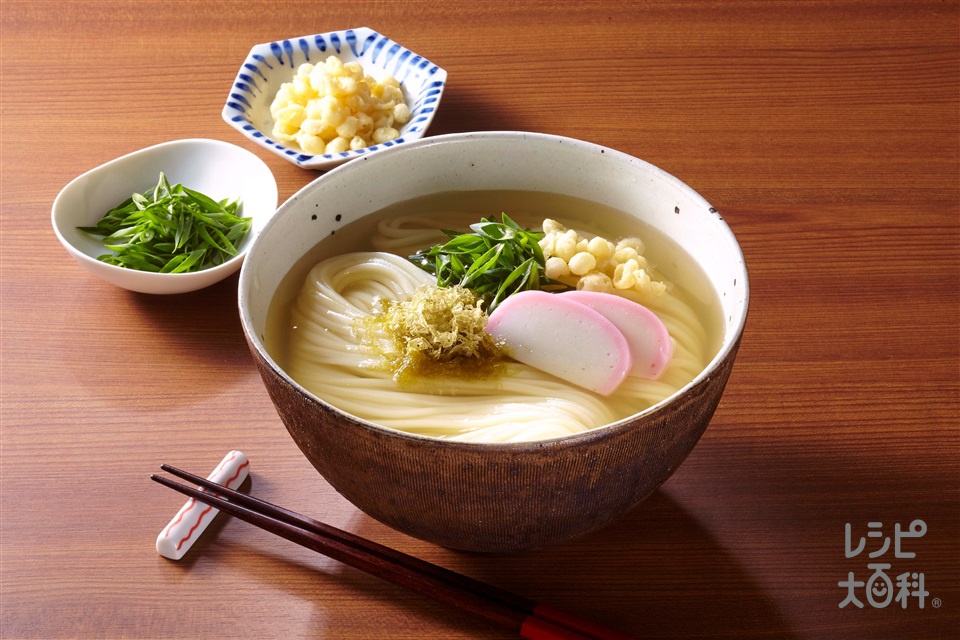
[[239, 131, 749, 553], [222, 27, 447, 170]]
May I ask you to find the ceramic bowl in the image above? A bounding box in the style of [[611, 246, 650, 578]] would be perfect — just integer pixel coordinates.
[[222, 27, 447, 170], [239, 132, 749, 553], [52, 138, 278, 295]]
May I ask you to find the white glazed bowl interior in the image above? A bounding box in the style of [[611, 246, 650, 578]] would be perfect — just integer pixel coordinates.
[[241, 131, 748, 403], [222, 27, 447, 170], [52, 138, 278, 295]]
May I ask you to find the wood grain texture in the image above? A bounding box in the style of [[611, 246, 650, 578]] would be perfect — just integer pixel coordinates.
[[1, 1, 957, 638]]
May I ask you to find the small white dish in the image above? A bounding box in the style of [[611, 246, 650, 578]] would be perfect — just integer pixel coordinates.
[[222, 27, 447, 170], [52, 138, 278, 295]]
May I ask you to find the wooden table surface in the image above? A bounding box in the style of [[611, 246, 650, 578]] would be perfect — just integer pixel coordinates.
[[2, 1, 957, 638]]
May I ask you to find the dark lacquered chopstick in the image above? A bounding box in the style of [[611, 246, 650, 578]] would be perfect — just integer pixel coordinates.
[[152, 466, 636, 640]]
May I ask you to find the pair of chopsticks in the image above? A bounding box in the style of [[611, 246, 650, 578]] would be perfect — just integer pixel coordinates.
[[152, 465, 636, 640]]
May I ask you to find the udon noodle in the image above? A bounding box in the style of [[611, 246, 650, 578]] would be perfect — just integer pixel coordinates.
[[280, 212, 715, 443]]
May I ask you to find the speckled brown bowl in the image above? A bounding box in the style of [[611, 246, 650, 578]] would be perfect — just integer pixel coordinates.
[[239, 132, 748, 553]]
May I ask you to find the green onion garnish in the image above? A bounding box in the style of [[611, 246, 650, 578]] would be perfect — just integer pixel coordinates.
[[78, 172, 249, 274], [408, 213, 571, 312]]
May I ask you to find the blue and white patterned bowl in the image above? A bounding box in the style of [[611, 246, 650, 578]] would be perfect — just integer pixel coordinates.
[[222, 28, 447, 170]]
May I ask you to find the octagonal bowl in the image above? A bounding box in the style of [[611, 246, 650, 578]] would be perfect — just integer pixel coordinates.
[[223, 27, 447, 170]]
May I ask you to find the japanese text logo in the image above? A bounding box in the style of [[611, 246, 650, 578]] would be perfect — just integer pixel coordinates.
[[839, 520, 930, 609]]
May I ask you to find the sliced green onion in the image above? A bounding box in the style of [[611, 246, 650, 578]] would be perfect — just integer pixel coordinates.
[[78, 172, 249, 274], [409, 213, 571, 312]]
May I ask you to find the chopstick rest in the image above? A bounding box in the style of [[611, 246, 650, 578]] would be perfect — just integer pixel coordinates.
[[156, 450, 250, 560]]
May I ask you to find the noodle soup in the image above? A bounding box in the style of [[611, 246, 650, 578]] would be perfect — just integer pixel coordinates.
[[265, 189, 723, 443], [239, 131, 748, 551]]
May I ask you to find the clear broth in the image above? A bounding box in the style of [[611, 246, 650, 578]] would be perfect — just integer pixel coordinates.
[[266, 190, 723, 375]]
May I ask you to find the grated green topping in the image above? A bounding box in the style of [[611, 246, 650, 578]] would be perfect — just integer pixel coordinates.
[[353, 284, 505, 384]]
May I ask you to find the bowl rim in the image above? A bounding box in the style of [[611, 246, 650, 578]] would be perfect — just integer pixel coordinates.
[[239, 130, 750, 448], [221, 26, 448, 170], [52, 137, 278, 291]]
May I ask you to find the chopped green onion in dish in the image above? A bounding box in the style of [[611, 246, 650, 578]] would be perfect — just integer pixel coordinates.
[[78, 172, 249, 274], [408, 213, 571, 312]]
